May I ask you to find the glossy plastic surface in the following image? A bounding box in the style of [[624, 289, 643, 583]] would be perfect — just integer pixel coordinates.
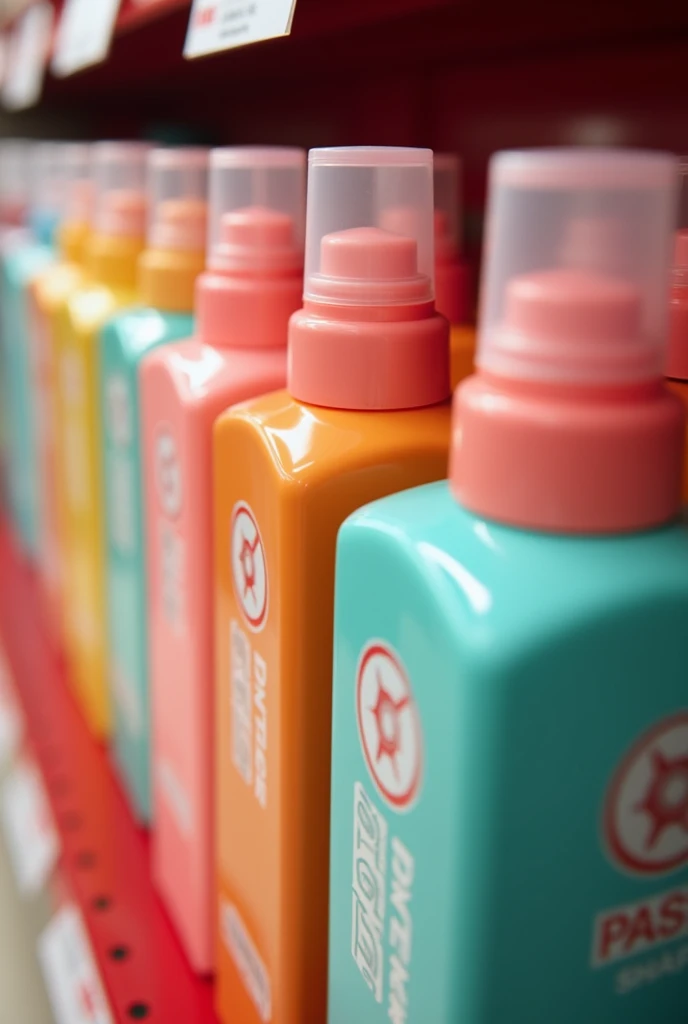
[[55, 240, 143, 738], [0, 239, 55, 557], [100, 308, 195, 822], [141, 339, 287, 972], [214, 390, 450, 1024], [30, 258, 88, 642], [328, 480, 688, 1023]]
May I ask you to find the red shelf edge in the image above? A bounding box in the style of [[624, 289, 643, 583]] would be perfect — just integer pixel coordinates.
[[0, 521, 217, 1024]]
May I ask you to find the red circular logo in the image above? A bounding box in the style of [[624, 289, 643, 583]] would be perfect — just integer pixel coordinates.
[[356, 642, 423, 811], [603, 711, 688, 876], [231, 502, 268, 632]]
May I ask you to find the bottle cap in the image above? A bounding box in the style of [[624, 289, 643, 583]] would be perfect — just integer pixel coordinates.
[[433, 152, 462, 260], [92, 141, 150, 239], [304, 146, 434, 308], [207, 147, 305, 274], [147, 147, 208, 252], [477, 148, 677, 385]]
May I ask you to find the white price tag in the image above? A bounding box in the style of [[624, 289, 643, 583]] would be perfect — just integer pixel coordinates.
[[184, 0, 297, 58], [0, 646, 23, 771], [52, 0, 122, 77], [1, 757, 59, 895], [38, 905, 114, 1024], [1, 2, 53, 111]]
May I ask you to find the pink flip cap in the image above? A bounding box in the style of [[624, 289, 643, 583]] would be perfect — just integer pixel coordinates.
[[452, 148, 683, 534]]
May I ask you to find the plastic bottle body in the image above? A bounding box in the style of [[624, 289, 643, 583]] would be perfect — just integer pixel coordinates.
[[100, 307, 195, 821], [214, 391, 450, 1024], [328, 480, 688, 1024], [56, 274, 140, 737], [29, 258, 87, 644], [0, 238, 54, 556], [141, 338, 287, 973]]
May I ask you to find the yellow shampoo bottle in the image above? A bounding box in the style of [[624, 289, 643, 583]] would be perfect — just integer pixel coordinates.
[[56, 142, 149, 737], [30, 143, 93, 647]]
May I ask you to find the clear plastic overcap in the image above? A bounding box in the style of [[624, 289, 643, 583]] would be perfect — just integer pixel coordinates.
[[304, 147, 434, 307], [29, 142, 64, 219], [0, 138, 32, 212], [147, 147, 208, 252], [207, 147, 305, 273], [478, 148, 678, 384], [61, 142, 93, 226], [433, 153, 461, 259], [673, 157, 688, 287], [92, 141, 151, 239]]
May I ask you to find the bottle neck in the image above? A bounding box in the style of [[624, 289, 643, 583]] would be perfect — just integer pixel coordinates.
[[288, 300, 450, 411], [138, 246, 205, 313], [195, 266, 302, 349], [86, 232, 144, 291], [450, 371, 684, 534]]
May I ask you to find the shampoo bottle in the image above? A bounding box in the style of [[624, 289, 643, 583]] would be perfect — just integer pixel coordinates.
[[327, 149, 688, 1024], [29, 142, 92, 645], [0, 142, 58, 556], [214, 146, 451, 1024], [100, 146, 208, 822], [141, 146, 305, 972], [56, 141, 149, 737]]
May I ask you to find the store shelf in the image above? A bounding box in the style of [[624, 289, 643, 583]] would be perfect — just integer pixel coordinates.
[[0, 520, 217, 1024]]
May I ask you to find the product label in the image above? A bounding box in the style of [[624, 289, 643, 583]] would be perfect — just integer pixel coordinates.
[[356, 641, 423, 812], [38, 904, 113, 1024], [184, 0, 297, 58], [592, 884, 688, 967], [61, 350, 88, 510], [229, 618, 268, 808], [351, 780, 416, 1021], [1, 757, 59, 894], [588, 710, 688, 1000], [221, 900, 272, 1021], [156, 757, 193, 836], [0, 648, 23, 771], [155, 425, 186, 630], [231, 501, 268, 632], [603, 711, 688, 877], [105, 373, 136, 555]]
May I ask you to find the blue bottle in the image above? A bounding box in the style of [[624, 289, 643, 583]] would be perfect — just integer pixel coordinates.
[[0, 142, 58, 555], [100, 147, 208, 821], [328, 150, 688, 1023]]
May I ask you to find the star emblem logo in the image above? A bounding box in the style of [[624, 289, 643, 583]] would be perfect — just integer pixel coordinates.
[[231, 502, 268, 632], [356, 642, 422, 811], [604, 712, 688, 875]]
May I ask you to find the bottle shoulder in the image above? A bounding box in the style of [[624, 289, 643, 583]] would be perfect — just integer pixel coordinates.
[[214, 395, 451, 483], [101, 306, 194, 362], [340, 482, 688, 642]]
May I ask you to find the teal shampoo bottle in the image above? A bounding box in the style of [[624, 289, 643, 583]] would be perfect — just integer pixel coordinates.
[[328, 149, 688, 1023], [0, 143, 60, 556], [100, 147, 208, 821]]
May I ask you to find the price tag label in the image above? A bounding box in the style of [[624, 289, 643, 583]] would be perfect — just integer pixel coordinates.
[[1, 757, 59, 895], [38, 905, 114, 1024], [184, 0, 297, 58], [0, 647, 23, 771], [1, 2, 53, 111], [52, 0, 122, 77]]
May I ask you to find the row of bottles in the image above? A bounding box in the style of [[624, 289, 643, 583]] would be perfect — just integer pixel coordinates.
[[0, 137, 687, 1024]]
